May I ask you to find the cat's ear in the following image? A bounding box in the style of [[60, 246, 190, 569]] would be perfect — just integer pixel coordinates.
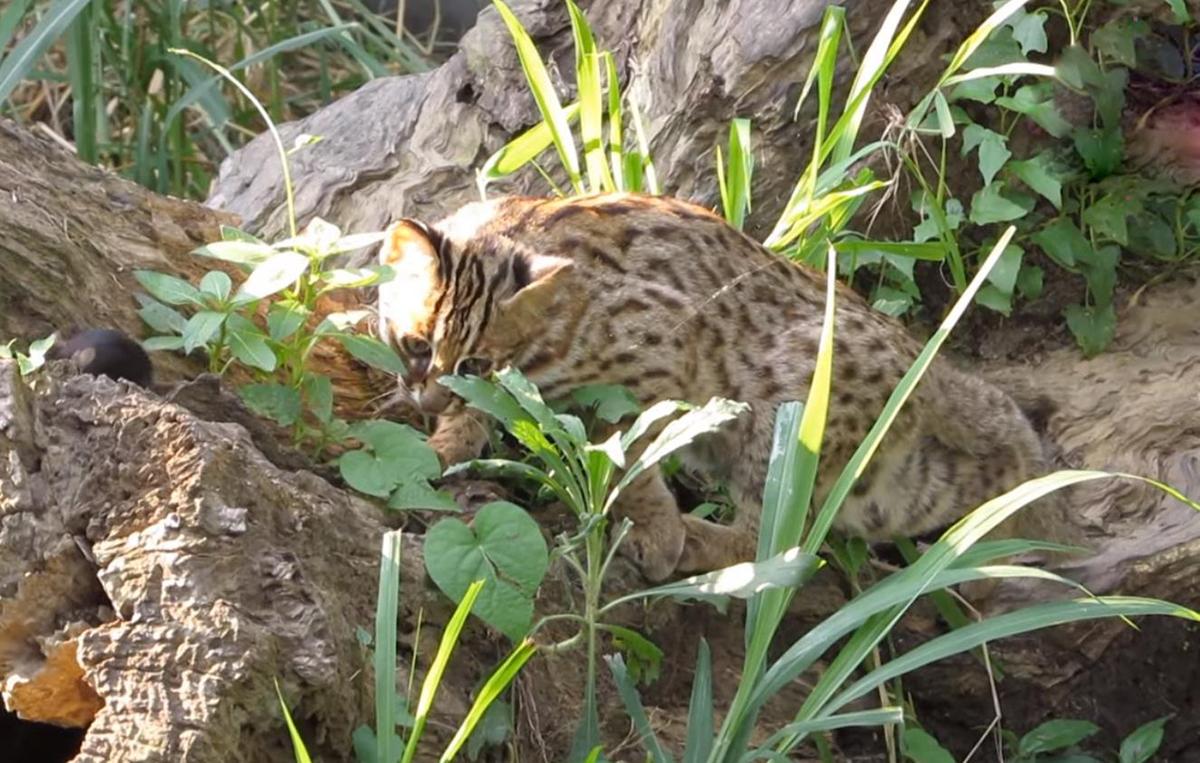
[[501, 251, 574, 315], [379, 219, 442, 288]]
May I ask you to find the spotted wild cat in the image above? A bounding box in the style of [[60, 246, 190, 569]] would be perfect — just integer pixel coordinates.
[[376, 193, 1056, 582]]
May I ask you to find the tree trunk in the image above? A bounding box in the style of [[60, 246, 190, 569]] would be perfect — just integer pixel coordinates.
[[1, 0, 1199, 760]]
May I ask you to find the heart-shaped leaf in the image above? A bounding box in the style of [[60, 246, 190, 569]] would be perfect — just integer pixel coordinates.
[[424, 501, 548, 640]]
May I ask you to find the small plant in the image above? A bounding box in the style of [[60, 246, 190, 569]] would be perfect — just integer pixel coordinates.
[[903, 714, 1170, 763], [277, 530, 536, 763], [0, 333, 55, 377]]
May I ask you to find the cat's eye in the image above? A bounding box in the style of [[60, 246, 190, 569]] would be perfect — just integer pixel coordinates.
[[455, 356, 493, 377], [400, 335, 431, 357]]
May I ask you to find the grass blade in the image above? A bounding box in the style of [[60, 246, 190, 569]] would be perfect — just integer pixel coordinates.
[[719, 118, 754, 229], [826, 597, 1200, 718], [275, 679, 315, 763], [606, 653, 674, 763], [0, 0, 35, 56], [477, 102, 582, 194], [0, 0, 93, 104], [492, 0, 582, 193], [65, 0, 98, 162], [603, 52, 624, 191], [439, 638, 537, 762], [628, 95, 659, 194], [401, 579, 486, 763], [375, 530, 403, 763], [566, 0, 612, 192], [683, 639, 714, 763]]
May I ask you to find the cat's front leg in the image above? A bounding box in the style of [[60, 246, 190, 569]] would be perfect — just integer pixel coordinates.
[[611, 466, 688, 583], [427, 406, 492, 468]]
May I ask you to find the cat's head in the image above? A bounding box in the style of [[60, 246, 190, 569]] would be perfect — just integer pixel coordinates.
[[376, 213, 573, 414]]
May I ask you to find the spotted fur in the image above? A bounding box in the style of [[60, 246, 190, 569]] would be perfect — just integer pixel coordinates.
[[378, 192, 1054, 581]]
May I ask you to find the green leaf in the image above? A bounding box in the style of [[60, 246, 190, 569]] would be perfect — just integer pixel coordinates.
[[142, 335, 185, 352], [986, 243, 1023, 294], [193, 240, 275, 265], [275, 680, 314, 763], [136, 296, 187, 335], [902, 727, 954, 763], [1004, 7, 1047, 56], [1078, 244, 1119, 305], [605, 654, 672, 763], [477, 103, 582, 188], [1093, 19, 1148, 69], [225, 315, 277, 372], [198, 271, 233, 303], [995, 84, 1072, 138], [949, 74, 1000, 104], [1008, 152, 1064, 209], [683, 639, 713, 763], [569, 383, 641, 423], [134, 270, 203, 306], [1073, 126, 1123, 179], [1064, 303, 1116, 357], [320, 265, 391, 290], [1081, 193, 1130, 245], [182, 310, 226, 354], [328, 231, 388, 255], [464, 700, 512, 761], [1016, 264, 1044, 300], [932, 91, 955, 138], [1032, 218, 1090, 268], [974, 284, 1012, 316], [388, 481, 461, 512], [441, 641, 535, 763], [1119, 716, 1168, 763], [961, 123, 1010, 186], [605, 624, 664, 686], [302, 374, 333, 423], [1163, 0, 1190, 23], [968, 182, 1032, 225], [340, 421, 440, 497], [491, 0, 582, 192], [267, 303, 309, 342], [0, 0, 93, 104], [236, 251, 310, 300], [336, 334, 406, 374], [240, 383, 303, 427], [424, 502, 548, 640], [1019, 719, 1100, 757], [1057, 44, 1103, 90]]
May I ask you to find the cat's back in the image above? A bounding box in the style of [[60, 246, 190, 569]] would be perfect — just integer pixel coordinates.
[[453, 193, 828, 307]]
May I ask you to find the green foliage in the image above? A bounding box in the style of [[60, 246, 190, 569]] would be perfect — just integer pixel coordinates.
[[0, 0, 431, 198], [906, 714, 1170, 763], [0, 333, 55, 377]]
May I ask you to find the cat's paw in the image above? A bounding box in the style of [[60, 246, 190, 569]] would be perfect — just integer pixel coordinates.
[[620, 517, 686, 583]]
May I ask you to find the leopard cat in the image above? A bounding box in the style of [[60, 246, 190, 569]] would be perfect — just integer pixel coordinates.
[[376, 192, 1058, 583]]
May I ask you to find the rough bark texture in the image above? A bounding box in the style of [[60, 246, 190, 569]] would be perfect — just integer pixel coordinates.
[[2, 0, 1200, 760]]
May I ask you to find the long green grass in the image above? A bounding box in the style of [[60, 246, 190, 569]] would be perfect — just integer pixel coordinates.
[[0, 0, 434, 198]]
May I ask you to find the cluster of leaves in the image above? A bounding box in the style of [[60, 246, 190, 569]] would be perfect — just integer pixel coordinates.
[[889, 2, 1199, 355], [905, 714, 1168, 763], [0, 333, 54, 377], [0, 0, 432, 198], [135, 216, 405, 447]]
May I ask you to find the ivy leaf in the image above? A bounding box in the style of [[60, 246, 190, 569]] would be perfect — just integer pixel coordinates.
[[1016, 264, 1044, 300], [1078, 244, 1120, 305], [1032, 218, 1090, 268], [1081, 194, 1133, 245], [1073, 127, 1123, 179], [240, 383, 302, 427], [1064, 304, 1116, 357], [986, 243, 1023, 294], [968, 182, 1033, 225], [949, 74, 1000, 105], [424, 502, 549, 640], [974, 285, 1013, 316], [961, 124, 1011, 186], [1004, 7, 1048, 56], [1008, 152, 1065, 209], [995, 84, 1072, 138], [134, 270, 203, 306], [1057, 44, 1103, 90], [1093, 19, 1148, 68]]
